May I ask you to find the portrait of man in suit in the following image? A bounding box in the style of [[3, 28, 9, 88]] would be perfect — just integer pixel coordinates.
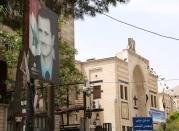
[[29, 6, 59, 85], [37, 7, 56, 81]]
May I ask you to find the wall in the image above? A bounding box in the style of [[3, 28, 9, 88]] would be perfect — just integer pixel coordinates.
[[61, 16, 74, 47]]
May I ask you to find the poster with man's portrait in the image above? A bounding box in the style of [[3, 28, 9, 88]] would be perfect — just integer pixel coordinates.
[[29, 0, 59, 85]]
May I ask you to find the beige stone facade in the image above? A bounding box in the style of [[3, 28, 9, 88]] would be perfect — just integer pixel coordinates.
[[61, 16, 74, 47], [76, 38, 159, 131], [158, 93, 175, 116], [166, 86, 179, 111], [158, 86, 179, 115]]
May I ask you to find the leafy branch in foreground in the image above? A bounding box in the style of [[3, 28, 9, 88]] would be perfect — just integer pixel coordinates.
[[0, 31, 22, 68], [55, 41, 85, 107]]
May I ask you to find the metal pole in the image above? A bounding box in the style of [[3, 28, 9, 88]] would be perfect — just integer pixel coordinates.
[[83, 91, 86, 131], [22, 0, 36, 130], [25, 79, 35, 131], [67, 87, 69, 125], [48, 84, 54, 131]]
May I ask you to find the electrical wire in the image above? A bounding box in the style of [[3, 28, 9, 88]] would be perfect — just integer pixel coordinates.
[[35, 78, 179, 88], [102, 13, 179, 41], [99, 78, 179, 84]]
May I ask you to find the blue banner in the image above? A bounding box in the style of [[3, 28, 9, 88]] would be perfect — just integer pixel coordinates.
[[133, 117, 153, 131], [148, 109, 166, 124]]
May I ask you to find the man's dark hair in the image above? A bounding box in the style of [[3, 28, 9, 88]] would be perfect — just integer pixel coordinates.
[[37, 7, 57, 36]]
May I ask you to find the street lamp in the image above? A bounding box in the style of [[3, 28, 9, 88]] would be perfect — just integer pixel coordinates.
[[83, 84, 93, 131]]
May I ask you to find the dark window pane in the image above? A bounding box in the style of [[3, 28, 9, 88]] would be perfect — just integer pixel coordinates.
[[127, 126, 132, 131], [122, 125, 125, 131], [154, 95, 157, 108], [151, 95, 153, 107], [125, 86, 128, 100], [120, 85, 123, 99], [93, 86, 101, 99]]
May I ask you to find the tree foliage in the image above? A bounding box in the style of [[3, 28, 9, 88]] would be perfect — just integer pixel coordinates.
[[48, 0, 129, 19], [167, 111, 179, 123], [59, 41, 84, 84], [0, 31, 22, 68], [0, 0, 129, 29], [55, 41, 85, 107], [165, 111, 179, 131], [0, 1, 23, 30]]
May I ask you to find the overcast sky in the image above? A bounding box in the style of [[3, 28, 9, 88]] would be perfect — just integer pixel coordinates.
[[74, 0, 179, 91]]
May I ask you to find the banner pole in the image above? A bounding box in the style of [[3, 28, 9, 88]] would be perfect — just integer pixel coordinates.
[[48, 84, 54, 131], [23, 0, 35, 130]]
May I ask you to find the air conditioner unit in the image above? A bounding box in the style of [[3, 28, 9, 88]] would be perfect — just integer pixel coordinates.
[[93, 100, 101, 109]]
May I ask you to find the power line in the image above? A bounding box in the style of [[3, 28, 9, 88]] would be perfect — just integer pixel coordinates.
[[88, 78, 179, 85], [158, 79, 179, 82], [102, 13, 179, 41], [100, 78, 179, 84], [36, 79, 179, 88]]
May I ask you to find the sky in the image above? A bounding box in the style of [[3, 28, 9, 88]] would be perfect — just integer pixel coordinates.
[[74, 0, 179, 91]]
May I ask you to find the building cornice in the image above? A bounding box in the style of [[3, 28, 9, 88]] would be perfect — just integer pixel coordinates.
[[80, 56, 128, 66]]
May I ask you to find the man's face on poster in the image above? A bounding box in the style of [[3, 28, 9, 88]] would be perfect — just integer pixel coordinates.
[[38, 16, 54, 57]]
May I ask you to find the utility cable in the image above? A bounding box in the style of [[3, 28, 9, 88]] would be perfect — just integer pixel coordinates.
[[102, 13, 179, 41], [34, 78, 179, 88]]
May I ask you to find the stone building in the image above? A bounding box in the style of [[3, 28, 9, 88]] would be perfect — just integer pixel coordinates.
[[158, 93, 175, 116], [75, 38, 159, 131], [158, 85, 179, 115], [167, 85, 179, 111]]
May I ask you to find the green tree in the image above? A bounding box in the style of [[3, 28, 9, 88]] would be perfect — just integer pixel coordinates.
[[0, 31, 22, 68], [166, 112, 179, 130], [55, 41, 85, 107], [1, 0, 128, 21]]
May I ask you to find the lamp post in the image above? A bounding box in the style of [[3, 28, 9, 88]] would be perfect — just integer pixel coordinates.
[[83, 90, 86, 131], [26, 79, 35, 131], [83, 84, 92, 131]]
